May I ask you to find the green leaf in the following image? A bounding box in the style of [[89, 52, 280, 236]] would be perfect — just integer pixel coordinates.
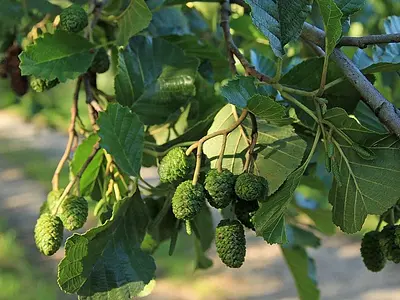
[[148, 7, 190, 37], [203, 105, 307, 196], [316, 0, 343, 56], [286, 225, 321, 248], [335, 0, 365, 18], [281, 246, 320, 300], [115, 36, 199, 125], [58, 191, 156, 298], [192, 206, 214, 270], [71, 134, 104, 196], [246, 0, 312, 57], [116, 0, 152, 47], [247, 94, 294, 126], [323, 107, 385, 144], [354, 102, 387, 133], [253, 164, 308, 244], [324, 109, 400, 233], [19, 31, 95, 82], [300, 208, 336, 235], [98, 103, 144, 177], [220, 76, 258, 108]]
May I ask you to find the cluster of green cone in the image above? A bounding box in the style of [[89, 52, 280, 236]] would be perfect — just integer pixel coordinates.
[[360, 225, 400, 272], [34, 190, 88, 256], [158, 147, 269, 268]]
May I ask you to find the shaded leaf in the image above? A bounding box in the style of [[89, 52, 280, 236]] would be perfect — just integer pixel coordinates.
[[116, 0, 152, 47], [98, 103, 144, 177], [335, 0, 365, 18], [247, 94, 294, 126], [316, 0, 343, 56], [148, 7, 190, 37], [286, 225, 321, 248], [253, 164, 308, 244], [19, 31, 95, 82], [281, 246, 320, 300], [58, 192, 156, 298], [71, 134, 104, 196], [300, 208, 336, 235], [115, 36, 199, 125], [246, 0, 312, 57]]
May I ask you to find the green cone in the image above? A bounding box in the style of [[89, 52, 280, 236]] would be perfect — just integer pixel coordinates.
[[34, 213, 64, 256], [234, 173, 268, 202], [215, 219, 246, 268], [158, 147, 195, 184], [58, 196, 88, 231], [204, 169, 236, 209], [360, 231, 386, 272], [172, 180, 204, 220], [60, 5, 88, 33]]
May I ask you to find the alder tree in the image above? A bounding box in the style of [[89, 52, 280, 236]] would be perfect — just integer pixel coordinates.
[[1, 0, 400, 299]]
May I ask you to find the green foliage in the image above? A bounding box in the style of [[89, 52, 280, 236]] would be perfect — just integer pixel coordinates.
[[360, 231, 386, 272], [172, 180, 205, 220], [234, 173, 268, 202], [204, 169, 236, 208], [215, 219, 246, 268], [158, 147, 195, 183], [59, 5, 88, 33], [58, 196, 88, 231], [34, 213, 63, 256]]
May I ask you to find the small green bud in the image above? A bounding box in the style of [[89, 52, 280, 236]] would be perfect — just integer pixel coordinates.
[[331, 159, 343, 187], [60, 5, 88, 33], [58, 196, 88, 231], [89, 48, 110, 74], [327, 142, 334, 158], [30, 77, 59, 92], [234, 199, 259, 230], [352, 143, 375, 160], [234, 173, 268, 202], [215, 219, 246, 268], [34, 213, 64, 256], [360, 231, 386, 272], [204, 169, 236, 209], [158, 147, 195, 184], [172, 180, 204, 220]]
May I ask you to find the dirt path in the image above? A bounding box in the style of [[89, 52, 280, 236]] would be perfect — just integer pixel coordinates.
[[0, 111, 399, 300]]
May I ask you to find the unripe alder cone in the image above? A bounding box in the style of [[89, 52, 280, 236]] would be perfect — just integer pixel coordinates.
[[360, 231, 386, 272], [204, 169, 236, 209], [234, 199, 259, 230], [34, 213, 64, 256], [89, 48, 110, 74], [379, 225, 400, 263], [30, 76, 59, 93], [234, 173, 268, 202], [215, 219, 246, 268], [158, 147, 195, 184], [172, 180, 204, 220], [59, 5, 88, 33], [58, 196, 88, 231]]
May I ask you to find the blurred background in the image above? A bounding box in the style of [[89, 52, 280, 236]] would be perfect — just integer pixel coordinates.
[[0, 0, 400, 299]]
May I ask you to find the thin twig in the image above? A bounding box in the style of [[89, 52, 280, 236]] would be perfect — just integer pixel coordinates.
[[54, 143, 101, 214], [244, 112, 258, 172], [216, 134, 228, 172], [220, 0, 272, 83], [51, 78, 82, 190]]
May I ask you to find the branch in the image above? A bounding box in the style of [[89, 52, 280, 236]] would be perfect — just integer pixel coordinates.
[[301, 23, 400, 138], [52, 77, 82, 190], [220, 0, 272, 83], [338, 33, 400, 48]]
